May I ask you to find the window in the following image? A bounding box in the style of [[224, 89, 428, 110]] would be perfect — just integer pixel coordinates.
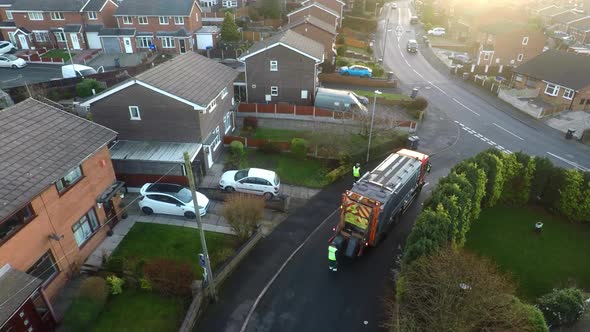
[[195, 13, 199, 22], [136, 36, 153, 48], [301, 90, 308, 99], [27, 251, 59, 284], [270, 60, 278, 71], [174, 16, 184, 25], [55, 166, 83, 193], [580, 99, 586, 105], [122, 16, 132, 24], [161, 37, 175, 48], [28, 12, 43, 20], [515, 74, 523, 82], [138, 16, 148, 24], [129, 106, 141, 120], [54, 32, 66, 42], [270, 86, 278, 96], [34, 31, 49, 42], [483, 53, 490, 61], [72, 209, 100, 246], [159, 16, 169, 25], [87, 11, 97, 20], [517, 54, 524, 62], [223, 112, 232, 133], [207, 99, 217, 113], [221, 87, 228, 99], [50, 12, 64, 20], [210, 126, 221, 151], [6, 10, 12, 20], [522, 36, 529, 45], [223, 0, 238, 7], [0, 204, 35, 243], [544, 83, 560, 96], [563, 88, 574, 100]]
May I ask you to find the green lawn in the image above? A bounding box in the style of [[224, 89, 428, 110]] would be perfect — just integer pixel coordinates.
[[91, 289, 187, 332], [241, 127, 310, 141], [347, 46, 370, 55], [466, 206, 590, 300], [246, 150, 330, 188], [354, 90, 411, 101], [111, 223, 236, 272], [41, 49, 72, 61]]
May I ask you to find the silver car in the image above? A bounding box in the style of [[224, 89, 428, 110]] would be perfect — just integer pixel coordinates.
[[0, 54, 26, 69]]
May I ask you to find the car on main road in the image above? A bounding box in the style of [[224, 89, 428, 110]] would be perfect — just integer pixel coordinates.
[[139, 183, 209, 218], [428, 27, 446, 36], [0, 54, 26, 69], [406, 39, 418, 53], [410, 16, 419, 24], [339, 65, 372, 78], [391, 3, 397, 9], [0, 41, 16, 55], [219, 168, 280, 199]]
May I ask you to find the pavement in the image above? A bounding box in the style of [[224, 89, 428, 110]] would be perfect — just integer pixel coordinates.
[[544, 110, 590, 140], [87, 52, 148, 70]]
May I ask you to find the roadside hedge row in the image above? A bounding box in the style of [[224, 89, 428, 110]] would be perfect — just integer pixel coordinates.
[[403, 149, 590, 265]]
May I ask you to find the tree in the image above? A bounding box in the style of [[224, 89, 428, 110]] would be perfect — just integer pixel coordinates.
[[222, 194, 264, 241], [403, 206, 451, 265], [537, 288, 586, 327], [259, 0, 281, 19], [558, 169, 584, 221], [453, 161, 487, 221], [220, 12, 240, 42], [475, 151, 505, 207]]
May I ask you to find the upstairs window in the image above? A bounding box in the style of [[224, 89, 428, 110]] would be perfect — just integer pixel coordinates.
[[27, 251, 59, 285], [522, 36, 529, 45], [129, 106, 141, 120], [221, 87, 228, 99], [122, 16, 133, 24], [72, 209, 100, 247], [207, 99, 217, 113], [270, 60, 278, 71], [544, 83, 560, 96], [174, 16, 184, 25], [563, 88, 574, 100], [138, 16, 148, 24], [87, 11, 97, 20], [517, 54, 524, 62], [159, 16, 169, 25], [28, 12, 43, 20], [6, 11, 12, 20], [50, 12, 64, 20], [55, 166, 83, 193], [54, 32, 66, 42], [0, 204, 35, 243]]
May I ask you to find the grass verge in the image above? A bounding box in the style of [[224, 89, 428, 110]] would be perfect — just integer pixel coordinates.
[[354, 90, 411, 101], [41, 49, 72, 61]]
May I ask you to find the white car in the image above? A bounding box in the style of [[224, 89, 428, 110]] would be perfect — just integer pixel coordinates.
[[219, 168, 280, 199], [139, 183, 209, 218], [428, 28, 446, 36], [0, 41, 16, 55], [391, 3, 397, 9], [0, 54, 26, 69]]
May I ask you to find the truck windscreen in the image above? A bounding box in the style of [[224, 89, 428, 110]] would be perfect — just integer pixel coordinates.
[[343, 202, 371, 231]]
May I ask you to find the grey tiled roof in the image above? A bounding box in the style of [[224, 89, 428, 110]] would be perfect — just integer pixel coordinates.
[[282, 15, 337, 35], [85, 24, 104, 32], [156, 28, 189, 37], [11, 0, 86, 11], [0, 0, 16, 5], [0, 266, 42, 327], [0, 98, 117, 221], [82, 0, 108, 12], [114, 0, 193, 16], [197, 26, 220, 34], [0, 21, 15, 28], [514, 50, 590, 90], [99, 28, 136, 36], [288, 2, 339, 18], [241, 30, 324, 62], [49, 24, 82, 33], [136, 52, 239, 107]]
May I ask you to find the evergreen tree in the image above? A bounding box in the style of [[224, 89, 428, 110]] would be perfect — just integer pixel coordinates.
[[220, 12, 240, 42]]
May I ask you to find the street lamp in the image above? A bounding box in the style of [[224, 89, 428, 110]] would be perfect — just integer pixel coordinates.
[[366, 90, 382, 163], [380, 5, 392, 61], [58, 27, 73, 64]]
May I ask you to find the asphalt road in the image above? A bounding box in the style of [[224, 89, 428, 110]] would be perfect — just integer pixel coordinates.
[[0, 64, 63, 89]]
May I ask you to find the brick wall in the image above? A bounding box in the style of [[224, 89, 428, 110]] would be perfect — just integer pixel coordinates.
[[476, 29, 545, 66], [290, 24, 335, 63]]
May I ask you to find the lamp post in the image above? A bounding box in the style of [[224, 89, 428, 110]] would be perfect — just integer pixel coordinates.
[[381, 5, 392, 61], [366, 90, 382, 163], [58, 27, 73, 64]]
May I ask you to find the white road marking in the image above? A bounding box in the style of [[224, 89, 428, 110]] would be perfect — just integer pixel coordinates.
[[454, 120, 459, 123], [424, 182, 429, 187], [547, 152, 590, 172], [451, 98, 481, 116], [487, 141, 494, 145], [492, 123, 524, 141], [474, 133, 482, 138], [412, 69, 423, 78]]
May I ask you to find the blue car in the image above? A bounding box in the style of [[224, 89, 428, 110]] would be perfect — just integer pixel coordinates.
[[339, 65, 372, 78]]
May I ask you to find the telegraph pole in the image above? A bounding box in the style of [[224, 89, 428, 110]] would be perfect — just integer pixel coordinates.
[[183, 152, 217, 301]]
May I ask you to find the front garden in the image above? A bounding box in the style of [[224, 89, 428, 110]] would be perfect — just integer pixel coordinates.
[[40, 49, 72, 61]]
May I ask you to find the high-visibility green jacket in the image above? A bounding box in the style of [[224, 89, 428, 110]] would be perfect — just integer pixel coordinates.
[[353, 166, 360, 177], [328, 246, 338, 261]]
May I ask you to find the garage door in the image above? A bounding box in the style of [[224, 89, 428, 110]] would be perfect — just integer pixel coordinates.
[[87, 32, 101, 49], [196, 35, 213, 50], [101, 37, 121, 54]]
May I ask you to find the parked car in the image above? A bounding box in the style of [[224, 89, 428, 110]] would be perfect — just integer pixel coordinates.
[[449, 54, 472, 65], [391, 3, 397, 9], [339, 65, 373, 78], [406, 39, 418, 53], [428, 28, 446, 36], [61, 64, 101, 78], [219, 168, 280, 199], [410, 16, 419, 24], [0, 41, 16, 55], [351, 92, 369, 105], [139, 183, 209, 218], [315, 87, 368, 112], [0, 54, 26, 69]]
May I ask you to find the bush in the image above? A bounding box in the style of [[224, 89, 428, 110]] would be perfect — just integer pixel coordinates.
[[104, 256, 127, 274], [406, 97, 428, 111], [291, 138, 309, 159], [336, 57, 350, 67], [212, 247, 235, 265], [342, 16, 377, 33], [143, 258, 195, 296], [106, 275, 124, 295], [337, 45, 347, 56], [222, 194, 265, 241], [337, 35, 345, 44], [75, 78, 104, 98], [243, 116, 258, 131], [325, 164, 349, 183], [259, 141, 282, 154], [537, 288, 586, 326], [139, 277, 152, 291]]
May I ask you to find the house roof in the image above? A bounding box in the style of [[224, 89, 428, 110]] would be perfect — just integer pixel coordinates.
[[537, 6, 570, 16], [10, 0, 86, 11], [85, 24, 104, 32], [479, 20, 526, 34], [283, 15, 337, 35], [82, 0, 109, 12], [0, 0, 16, 5], [0, 265, 42, 327], [156, 28, 190, 37], [0, 98, 116, 222], [287, 2, 340, 18], [109, 140, 202, 162], [0, 21, 16, 28], [99, 28, 136, 36], [552, 11, 587, 24], [301, 0, 345, 6], [568, 17, 590, 31], [239, 30, 324, 63], [197, 25, 220, 34], [114, 0, 194, 16], [513, 50, 590, 90], [50, 24, 82, 33]]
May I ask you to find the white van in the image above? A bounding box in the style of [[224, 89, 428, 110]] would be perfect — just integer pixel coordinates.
[[314, 87, 368, 113], [61, 64, 100, 78]]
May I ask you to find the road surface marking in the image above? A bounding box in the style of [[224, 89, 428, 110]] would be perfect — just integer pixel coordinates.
[[454, 120, 459, 123], [547, 152, 590, 172], [240, 209, 340, 332], [412, 69, 423, 78], [505, 150, 512, 154], [424, 182, 429, 187], [492, 123, 524, 141], [474, 133, 482, 138], [451, 98, 481, 116]]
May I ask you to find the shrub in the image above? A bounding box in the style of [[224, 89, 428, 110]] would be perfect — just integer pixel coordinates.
[[243, 116, 258, 131], [139, 277, 152, 291], [104, 256, 127, 274], [143, 258, 195, 296], [337, 35, 345, 44], [212, 247, 235, 265], [337, 45, 347, 56], [222, 194, 264, 241], [75, 78, 104, 98], [259, 141, 282, 154], [406, 97, 428, 111], [342, 16, 377, 33], [537, 288, 586, 326], [291, 138, 309, 159], [325, 164, 349, 184], [336, 57, 350, 67], [106, 275, 124, 295], [475, 150, 505, 207]]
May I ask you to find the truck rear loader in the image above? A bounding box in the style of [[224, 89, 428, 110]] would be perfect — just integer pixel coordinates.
[[331, 149, 430, 258]]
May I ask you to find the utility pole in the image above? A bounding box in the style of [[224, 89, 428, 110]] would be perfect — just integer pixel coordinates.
[[183, 152, 217, 301], [366, 90, 382, 163]]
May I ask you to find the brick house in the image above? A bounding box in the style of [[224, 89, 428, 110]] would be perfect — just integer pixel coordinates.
[[0, 98, 121, 330], [80, 52, 238, 187], [447, 4, 526, 42], [282, 15, 337, 64], [475, 21, 546, 67], [239, 30, 324, 105], [105, 0, 203, 54], [287, 2, 340, 30], [567, 17, 590, 43], [0, 0, 16, 43], [550, 10, 589, 32], [512, 50, 590, 112], [301, 0, 344, 26], [4, 0, 118, 51]]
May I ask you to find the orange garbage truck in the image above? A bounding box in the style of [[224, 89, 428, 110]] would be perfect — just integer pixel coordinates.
[[330, 149, 431, 258]]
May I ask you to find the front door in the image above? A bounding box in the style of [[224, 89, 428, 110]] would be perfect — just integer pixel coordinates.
[[123, 37, 133, 53], [70, 33, 81, 49], [104, 200, 119, 227], [18, 34, 29, 49], [205, 145, 213, 168], [179, 39, 186, 53]]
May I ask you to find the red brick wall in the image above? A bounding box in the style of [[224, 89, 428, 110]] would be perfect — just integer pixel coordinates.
[[312, 0, 343, 25], [289, 7, 338, 30], [477, 29, 545, 66], [97, 0, 118, 28], [115, 3, 202, 33]]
